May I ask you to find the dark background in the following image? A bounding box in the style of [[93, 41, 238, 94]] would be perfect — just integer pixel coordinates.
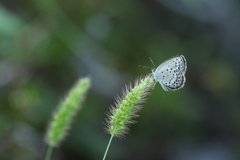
[[1, 0, 240, 159]]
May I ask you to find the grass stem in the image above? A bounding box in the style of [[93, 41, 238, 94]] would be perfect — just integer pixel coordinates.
[[45, 146, 53, 160], [103, 134, 114, 160]]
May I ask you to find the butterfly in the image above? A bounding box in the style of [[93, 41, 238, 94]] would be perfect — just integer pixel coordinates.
[[141, 55, 187, 91]]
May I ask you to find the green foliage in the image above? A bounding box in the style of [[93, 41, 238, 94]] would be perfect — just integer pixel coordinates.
[[0, 5, 23, 36]]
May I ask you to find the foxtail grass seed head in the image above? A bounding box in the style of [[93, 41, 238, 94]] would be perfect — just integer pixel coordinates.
[[105, 74, 155, 138], [45, 77, 90, 147]]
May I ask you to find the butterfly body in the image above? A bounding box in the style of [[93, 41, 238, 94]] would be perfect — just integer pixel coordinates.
[[152, 55, 187, 91]]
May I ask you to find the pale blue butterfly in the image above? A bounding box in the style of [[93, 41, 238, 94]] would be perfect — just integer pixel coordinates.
[[141, 55, 187, 91]]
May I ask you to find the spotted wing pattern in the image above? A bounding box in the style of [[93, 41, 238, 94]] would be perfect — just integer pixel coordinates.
[[153, 55, 187, 91]]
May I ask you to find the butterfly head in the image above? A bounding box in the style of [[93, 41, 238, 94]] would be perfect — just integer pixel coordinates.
[[151, 68, 156, 73]]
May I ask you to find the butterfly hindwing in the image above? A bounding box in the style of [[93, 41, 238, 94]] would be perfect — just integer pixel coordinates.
[[153, 55, 187, 91]]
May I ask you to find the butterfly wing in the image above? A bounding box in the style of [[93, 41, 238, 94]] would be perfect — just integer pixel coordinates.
[[154, 55, 187, 91]]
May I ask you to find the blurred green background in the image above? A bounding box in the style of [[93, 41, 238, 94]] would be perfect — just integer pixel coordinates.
[[1, 0, 240, 160]]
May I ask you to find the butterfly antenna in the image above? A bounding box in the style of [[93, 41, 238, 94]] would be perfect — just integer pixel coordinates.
[[149, 57, 155, 68], [139, 65, 151, 68]]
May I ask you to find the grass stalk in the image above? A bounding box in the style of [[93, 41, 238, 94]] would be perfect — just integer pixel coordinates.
[[102, 134, 114, 160]]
